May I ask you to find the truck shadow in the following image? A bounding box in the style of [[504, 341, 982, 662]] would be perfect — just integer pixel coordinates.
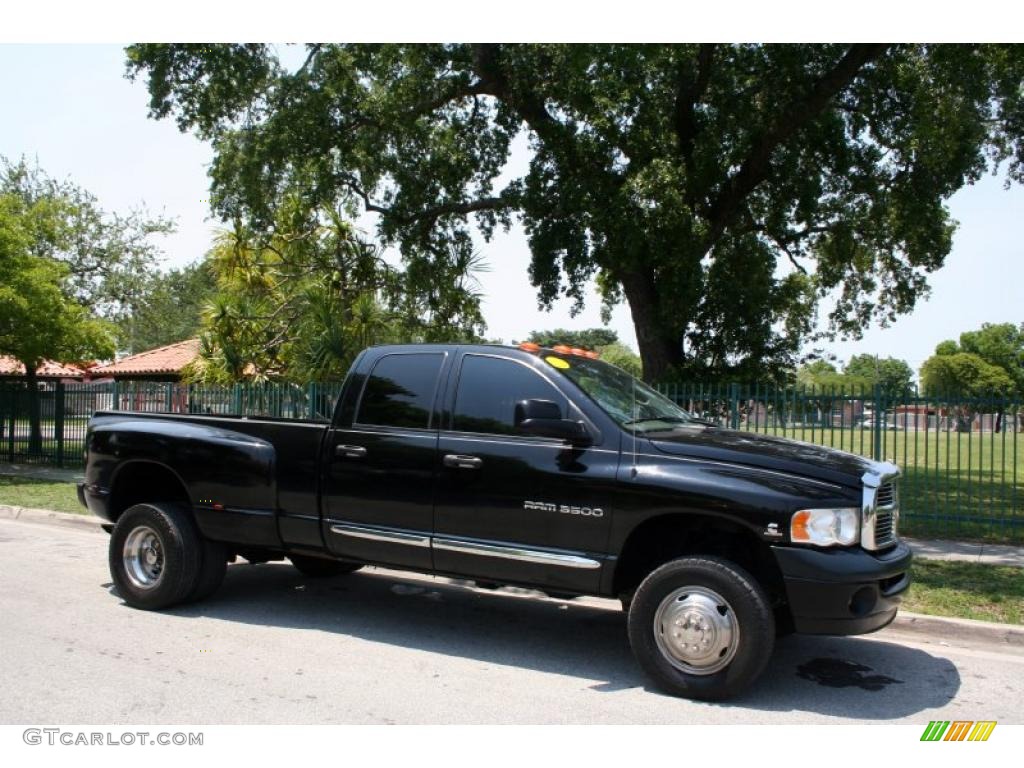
[[161, 562, 960, 719]]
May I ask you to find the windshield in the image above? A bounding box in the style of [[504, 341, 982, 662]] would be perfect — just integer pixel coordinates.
[[542, 353, 697, 432]]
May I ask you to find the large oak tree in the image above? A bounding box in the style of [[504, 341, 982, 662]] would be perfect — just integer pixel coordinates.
[[127, 44, 1024, 381]]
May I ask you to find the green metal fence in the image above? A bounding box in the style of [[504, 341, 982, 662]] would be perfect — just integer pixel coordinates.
[[0, 380, 343, 470], [1, 378, 1021, 543]]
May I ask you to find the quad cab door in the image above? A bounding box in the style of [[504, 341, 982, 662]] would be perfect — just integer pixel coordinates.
[[433, 351, 617, 594], [321, 350, 448, 570]]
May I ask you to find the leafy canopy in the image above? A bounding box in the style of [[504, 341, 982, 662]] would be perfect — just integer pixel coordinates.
[[525, 327, 619, 350], [795, 359, 871, 392], [1, 157, 175, 351], [126, 44, 1024, 381], [0, 192, 115, 370], [920, 349, 1015, 397], [122, 260, 216, 354], [843, 354, 914, 394], [188, 197, 487, 383], [957, 322, 1024, 395]]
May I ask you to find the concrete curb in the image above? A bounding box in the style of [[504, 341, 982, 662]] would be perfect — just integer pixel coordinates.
[[0, 504, 104, 533], [889, 611, 1024, 648]]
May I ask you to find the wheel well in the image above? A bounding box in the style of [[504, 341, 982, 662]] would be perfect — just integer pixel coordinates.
[[613, 513, 787, 606], [108, 461, 190, 522]]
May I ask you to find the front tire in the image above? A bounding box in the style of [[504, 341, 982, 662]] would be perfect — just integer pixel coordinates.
[[109, 503, 202, 610], [627, 556, 774, 701]]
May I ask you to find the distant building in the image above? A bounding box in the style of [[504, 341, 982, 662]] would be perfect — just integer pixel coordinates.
[[88, 339, 200, 382], [0, 356, 87, 381]]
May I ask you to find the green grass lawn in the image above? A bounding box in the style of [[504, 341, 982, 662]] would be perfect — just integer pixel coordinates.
[[744, 425, 1024, 544], [0, 476, 84, 514], [903, 559, 1024, 625]]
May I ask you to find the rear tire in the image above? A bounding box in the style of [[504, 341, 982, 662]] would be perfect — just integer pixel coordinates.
[[288, 554, 362, 578], [109, 502, 202, 610], [187, 538, 227, 603], [627, 556, 774, 701]]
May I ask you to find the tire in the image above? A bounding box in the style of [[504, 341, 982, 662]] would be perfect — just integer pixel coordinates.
[[288, 554, 363, 578], [186, 537, 227, 603], [627, 556, 774, 701], [109, 502, 202, 611]]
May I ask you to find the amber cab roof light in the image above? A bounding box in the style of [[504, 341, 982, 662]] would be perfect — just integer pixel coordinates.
[[518, 341, 600, 360]]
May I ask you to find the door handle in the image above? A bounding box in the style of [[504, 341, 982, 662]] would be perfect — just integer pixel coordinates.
[[335, 444, 367, 459], [443, 454, 483, 470]]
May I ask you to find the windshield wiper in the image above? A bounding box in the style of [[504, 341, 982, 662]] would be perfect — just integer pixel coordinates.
[[624, 416, 693, 427]]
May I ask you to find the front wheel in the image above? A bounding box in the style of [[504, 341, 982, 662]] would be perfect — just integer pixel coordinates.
[[627, 556, 774, 701]]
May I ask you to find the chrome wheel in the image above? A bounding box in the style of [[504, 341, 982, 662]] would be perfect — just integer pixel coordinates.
[[653, 585, 739, 675], [122, 526, 164, 589]]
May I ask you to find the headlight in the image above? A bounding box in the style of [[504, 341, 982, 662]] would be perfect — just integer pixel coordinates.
[[790, 507, 860, 547]]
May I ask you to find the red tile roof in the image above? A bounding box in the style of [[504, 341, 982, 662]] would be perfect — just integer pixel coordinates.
[[0, 356, 86, 378], [89, 339, 200, 377]]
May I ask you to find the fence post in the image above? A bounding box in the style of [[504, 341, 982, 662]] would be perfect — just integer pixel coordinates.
[[730, 382, 741, 429], [307, 382, 315, 420], [111, 380, 120, 412], [872, 384, 884, 461], [54, 380, 65, 468], [164, 382, 173, 413], [6, 384, 16, 461]]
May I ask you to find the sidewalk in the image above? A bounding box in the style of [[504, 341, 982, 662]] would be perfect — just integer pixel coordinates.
[[0, 461, 1021, 567], [902, 537, 1023, 568]]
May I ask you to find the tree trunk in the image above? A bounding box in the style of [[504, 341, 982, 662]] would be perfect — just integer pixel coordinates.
[[620, 269, 679, 382], [24, 363, 43, 456]]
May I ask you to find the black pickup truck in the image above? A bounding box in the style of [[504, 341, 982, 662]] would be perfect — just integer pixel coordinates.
[[80, 342, 911, 700]]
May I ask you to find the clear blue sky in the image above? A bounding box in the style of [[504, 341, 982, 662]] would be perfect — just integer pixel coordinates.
[[2, 44, 1021, 377]]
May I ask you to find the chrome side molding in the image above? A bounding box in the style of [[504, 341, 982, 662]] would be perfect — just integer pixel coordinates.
[[326, 522, 602, 570], [329, 523, 430, 548], [432, 536, 602, 570]]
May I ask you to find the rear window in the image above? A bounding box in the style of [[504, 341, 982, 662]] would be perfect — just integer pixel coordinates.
[[355, 353, 445, 429]]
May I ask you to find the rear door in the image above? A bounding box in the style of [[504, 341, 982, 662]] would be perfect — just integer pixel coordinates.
[[432, 351, 617, 593], [321, 350, 448, 570]]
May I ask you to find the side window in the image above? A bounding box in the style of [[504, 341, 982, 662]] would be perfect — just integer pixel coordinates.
[[452, 355, 568, 435], [355, 353, 445, 429]]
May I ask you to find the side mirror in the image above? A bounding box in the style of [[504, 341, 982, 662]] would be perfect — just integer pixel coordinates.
[[514, 399, 562, 423], [515, 399, 592, 446]]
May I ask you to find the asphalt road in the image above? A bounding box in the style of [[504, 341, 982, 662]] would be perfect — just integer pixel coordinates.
[[2, 517, 1022, 725]]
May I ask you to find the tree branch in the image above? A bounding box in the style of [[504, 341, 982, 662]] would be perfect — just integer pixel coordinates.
[[674, 44, 715, 176], [704, 44, 890, 248], [471, 44, 565, 146], [295, 44, 321, 77], [339, 173, 513, 226]]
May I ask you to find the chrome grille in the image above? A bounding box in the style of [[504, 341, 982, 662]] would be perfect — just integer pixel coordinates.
[[876, 482, 896, 508], [861, 468, 900, 551], [873, 481, 898, 548], [875, 508, 896, 546]]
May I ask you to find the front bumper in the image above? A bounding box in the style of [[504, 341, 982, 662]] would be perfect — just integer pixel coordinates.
[[773, 540, 913, 635]]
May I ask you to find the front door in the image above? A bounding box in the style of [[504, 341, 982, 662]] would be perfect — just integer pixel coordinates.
[[322, 351, 448, 570], [433, 352, 617, 593]]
